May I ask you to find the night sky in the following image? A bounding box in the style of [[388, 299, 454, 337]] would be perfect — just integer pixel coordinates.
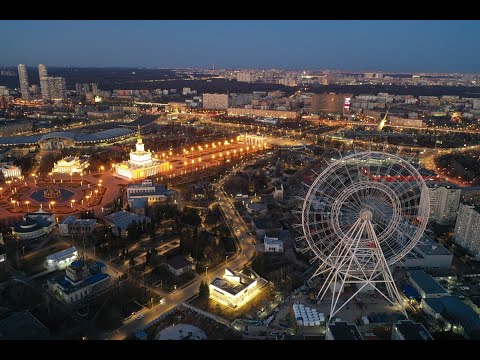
[[1, 20, 479, 73]]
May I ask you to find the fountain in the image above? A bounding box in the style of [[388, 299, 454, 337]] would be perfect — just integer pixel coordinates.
[[44, 186, 61, 199]]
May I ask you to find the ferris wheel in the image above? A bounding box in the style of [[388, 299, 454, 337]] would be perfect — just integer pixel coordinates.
[[300, 151, 430, 320]]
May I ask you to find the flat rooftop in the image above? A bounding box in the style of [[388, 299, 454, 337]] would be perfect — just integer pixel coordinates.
[[210, 268, 256, 296], [328, 321, 363, 340], [394, 320, 433, 340], [0, 311, 50, 340], [408, 270, 448, 296]]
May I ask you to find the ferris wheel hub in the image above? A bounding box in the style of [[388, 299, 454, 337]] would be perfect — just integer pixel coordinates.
[[359, 209, 373, 221]]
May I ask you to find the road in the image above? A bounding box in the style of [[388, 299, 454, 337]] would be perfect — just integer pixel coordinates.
[[99, 159, 260, 340]]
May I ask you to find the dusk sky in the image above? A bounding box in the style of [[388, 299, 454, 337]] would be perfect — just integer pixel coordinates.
[[1, 20, 479, 72]]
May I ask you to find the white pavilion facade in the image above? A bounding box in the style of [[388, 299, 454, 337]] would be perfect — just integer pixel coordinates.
[[114, 126, 170, 180]]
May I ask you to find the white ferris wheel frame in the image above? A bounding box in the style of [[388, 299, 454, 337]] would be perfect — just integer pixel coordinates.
[[300, 150, 430, 321]]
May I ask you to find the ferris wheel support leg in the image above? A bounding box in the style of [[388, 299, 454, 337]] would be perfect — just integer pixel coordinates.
[[367, 220, 408, 318]]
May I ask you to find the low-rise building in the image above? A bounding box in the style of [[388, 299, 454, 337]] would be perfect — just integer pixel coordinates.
[[166, 255, 195, 276], [126, 180, 177, 207], [48, 260, 110, 304], [12, 210, 55, 240], [245, 202, 268, 217], [391, 320, 433, 340], [263, 230, 288, 252], [44, 246, 78, 270], [209, 268, 264, 308], [52, 156, 89, 174], [396, 236, 453, 272], [251, 218, 283, 239], [58, 216, 97, 236], [105, 210, 151, 238], [407, 270, 449, 299], [326, 321, 363, 340], [0, 311, 50, 340], [421, 296, 480, 339]]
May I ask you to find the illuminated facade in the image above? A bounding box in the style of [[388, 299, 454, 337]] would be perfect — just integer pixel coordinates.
[[52, 156, 89, 174], [114, 126, 170, 180], [17, 64, 30, 100], [0, 163, 22, 178], [209, 268, 264, 309], [243, 134, 267, 148]]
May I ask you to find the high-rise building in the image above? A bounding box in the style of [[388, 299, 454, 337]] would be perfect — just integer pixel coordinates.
[[91, 83, 98, 95], [51, 77, 66, 101], [311, 93, 352, 114], [428, 183, 461, 225], [454, 203, 480, 259], [17, 64, 30, 100], [83, 83, 90, 94], [38, 64, 49, 100], [75, 83, 82, 95], [236, 72, 252, 83], [202, 93, 229, 110]]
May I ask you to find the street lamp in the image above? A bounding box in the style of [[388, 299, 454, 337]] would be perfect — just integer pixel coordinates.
[[50, 201, 55, 212], [86, 195, 90, 206], [71, 199, 75, 208], [25, 200, 30, 212], [70, 172, 73, 183], [11, 199, 16, 210], [0, 187, 3, 198], [226, 255, 228, 266], [80, 173, 84, 186]]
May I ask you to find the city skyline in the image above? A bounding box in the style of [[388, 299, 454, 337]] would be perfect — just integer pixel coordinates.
[[1, 20, 480, 72]]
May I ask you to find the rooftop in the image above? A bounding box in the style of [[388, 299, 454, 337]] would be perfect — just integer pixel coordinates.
[[46, 246, 78, 262], [393, 320, 433, 340], [327, 321, 363, 340], [252, 217, 282, 230], [167, 255, 193, 270], [0, 127, 134, 146], [210, 268, 257, 296], [423, 296, 480, 338], [106, 210, 150, 231], [408, 270, 449, 296], [427, 182, 460, 189], [0, 311, 50, 340]]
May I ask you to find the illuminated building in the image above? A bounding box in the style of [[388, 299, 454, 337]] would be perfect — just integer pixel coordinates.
[[46, 77, 66, 101], [48, 260, 110, 304], [38, 64, 49, 100], [0, 163, 22, 178], [126, 180, 177, 207], [236, 72, 252, 83], [58, 217, 97, 236], [391, 320, 433, 340], [311, 93, 352, 114], [114, 126, 170, 179], [243, 133, 267, 148], [454, 203, 480, 260], [209, 268, 265, 308], [228, 107, 298, 119], [202, 93, 228, 110], [44, 246, 78, 270], [428, 183, 461, 225], [17, 64, 30, 100], [52, 156, 89, 174], [12, 210, 55, 240]]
